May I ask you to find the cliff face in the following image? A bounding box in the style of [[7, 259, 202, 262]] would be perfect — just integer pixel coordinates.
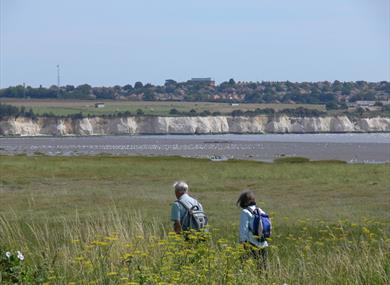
[[0, 115, 389, 136]]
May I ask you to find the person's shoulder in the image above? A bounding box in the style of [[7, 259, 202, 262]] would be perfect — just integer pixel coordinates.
[[187, 195, 199, 203], [241, 208, 251, 215], [257, 207, 266, 214]]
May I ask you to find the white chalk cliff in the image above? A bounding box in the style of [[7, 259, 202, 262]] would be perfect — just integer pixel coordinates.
[[0, 115, 389, 136]]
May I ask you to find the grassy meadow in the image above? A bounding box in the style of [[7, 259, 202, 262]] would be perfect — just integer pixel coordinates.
[[0, 99, 325, 117], [0, 155, 389, 284]]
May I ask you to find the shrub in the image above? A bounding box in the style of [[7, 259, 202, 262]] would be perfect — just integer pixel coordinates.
[[274, 156, 310, 163], [0, 247, 47, 284], [169, 108, 180, 115], [136, 109, 145, 115]]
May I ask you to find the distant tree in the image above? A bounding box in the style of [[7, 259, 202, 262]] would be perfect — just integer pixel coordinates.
[[231, 109, 244, 116], [113, 85, 122, 92], [134, 81, 143, 89], [319, 93, 336, 103], [69, 112, 84, 119], [228, 78, 236, 85], [123, 84, 133, 91], [0, 103, 19, 117], [361, 92, 375, 101], [189, 109, 197, 116], [169, 108, 180, 115], [356, 81, 366, 88], [76, 84, 92, 95], [200, 110, 211, 116], [338, 102, 348, 109], [165, 80, 177, 93], [326, 102, 338, 110], [356, 107, 365, 116], [165, 79, 177, 86], [136, 109, 144, 115], [143, 90, 156, 101], [65, 85, 75, 92]]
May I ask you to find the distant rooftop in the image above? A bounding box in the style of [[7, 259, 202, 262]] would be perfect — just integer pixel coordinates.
[[191, 78, 213, 82]]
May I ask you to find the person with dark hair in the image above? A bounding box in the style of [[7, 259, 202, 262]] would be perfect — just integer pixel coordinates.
[[237, 190, 269, 270]]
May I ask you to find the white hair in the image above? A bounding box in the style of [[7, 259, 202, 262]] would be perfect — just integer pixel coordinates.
[[173, 181, 188, 193]]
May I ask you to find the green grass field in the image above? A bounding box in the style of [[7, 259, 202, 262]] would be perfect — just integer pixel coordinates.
[[0, 99, 326, 116], [0, 156, 389, 284]]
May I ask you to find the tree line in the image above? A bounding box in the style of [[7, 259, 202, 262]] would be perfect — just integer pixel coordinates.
[[0, 80, 389, 109]]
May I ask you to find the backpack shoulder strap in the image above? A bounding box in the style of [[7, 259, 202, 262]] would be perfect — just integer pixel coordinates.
[[176, 199, 191, 212], [246, 207, 256, 215], [177, 199, 200, 212]]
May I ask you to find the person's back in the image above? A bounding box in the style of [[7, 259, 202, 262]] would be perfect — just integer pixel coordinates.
[[170, 181, 206, 233], [237, 190, 269, 270], [240, 205, 269, 248]]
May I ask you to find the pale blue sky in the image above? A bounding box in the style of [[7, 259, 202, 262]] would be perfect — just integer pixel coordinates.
[[0, 0, 389, 87]]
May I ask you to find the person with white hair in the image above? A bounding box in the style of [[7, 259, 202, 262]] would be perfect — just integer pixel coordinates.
[[170, 181, 207, 234]]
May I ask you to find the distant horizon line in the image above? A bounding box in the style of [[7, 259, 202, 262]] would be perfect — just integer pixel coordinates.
[[1, 79, 389, 89]]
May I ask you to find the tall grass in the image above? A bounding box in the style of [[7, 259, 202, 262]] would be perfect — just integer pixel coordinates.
[[1, 209, 389, 284], [1, 156, 389, 284]]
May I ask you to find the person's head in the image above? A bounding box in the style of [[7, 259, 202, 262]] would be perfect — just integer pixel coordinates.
[[173, 181, 189, 199], [236, 190, 257, 208]]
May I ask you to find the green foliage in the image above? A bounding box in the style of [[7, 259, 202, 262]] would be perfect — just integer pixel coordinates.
[[143, 90, 156, 101], [136, 108, 145, 115], [0, 247, 47, 284], [1, 81, 388, 108], [0, 212, 388, 284], [134, 81, 143, 89], [310, 159, 347, 164], [0, 103, 36, 118], [169, 108, 179, 115], [0, 103, 19, 117], [274, 156, 311, 163], [0, 156, 389, 283]]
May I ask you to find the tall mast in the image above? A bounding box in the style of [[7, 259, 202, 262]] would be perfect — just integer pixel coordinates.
[[57, 64, 60, 97]]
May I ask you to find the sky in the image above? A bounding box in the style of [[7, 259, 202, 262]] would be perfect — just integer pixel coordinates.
[[0, 0, 389, 88]]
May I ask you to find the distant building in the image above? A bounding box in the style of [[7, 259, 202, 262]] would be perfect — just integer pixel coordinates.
[[95, 102, 105, 108], [356, 101, 376, 107], [347, 100, 389, 110], [190, 77, 215, 86]]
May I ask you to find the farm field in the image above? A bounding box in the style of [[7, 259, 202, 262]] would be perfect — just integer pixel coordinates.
[[0, 155, 389, 284], [0, 98, 326, 116]]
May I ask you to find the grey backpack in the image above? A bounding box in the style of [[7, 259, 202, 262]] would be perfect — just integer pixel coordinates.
[[177, 200, 208, 230]]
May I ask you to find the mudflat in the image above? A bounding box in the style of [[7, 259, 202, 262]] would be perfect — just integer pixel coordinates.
[[1, 133, 389, 163]]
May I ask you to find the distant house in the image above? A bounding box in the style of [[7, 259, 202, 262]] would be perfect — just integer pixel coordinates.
[[95, 102, 105, 108], [355, 101, 376, 107], [190, 77, 215, 86], [347, 101, 375, 108]]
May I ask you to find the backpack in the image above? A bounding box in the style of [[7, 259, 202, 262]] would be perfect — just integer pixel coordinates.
[[248, 207, 272, 241], [177, 200, 208, 230]]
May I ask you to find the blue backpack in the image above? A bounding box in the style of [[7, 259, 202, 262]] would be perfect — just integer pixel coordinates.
[[248, 207, 272, 241]]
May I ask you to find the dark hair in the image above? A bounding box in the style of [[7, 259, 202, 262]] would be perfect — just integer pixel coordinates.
[[236, 190, 256, 208]]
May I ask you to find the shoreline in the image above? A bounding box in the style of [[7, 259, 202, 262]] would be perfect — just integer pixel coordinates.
[[1, 133, 389, 163], [1, 130, 390, 138]]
